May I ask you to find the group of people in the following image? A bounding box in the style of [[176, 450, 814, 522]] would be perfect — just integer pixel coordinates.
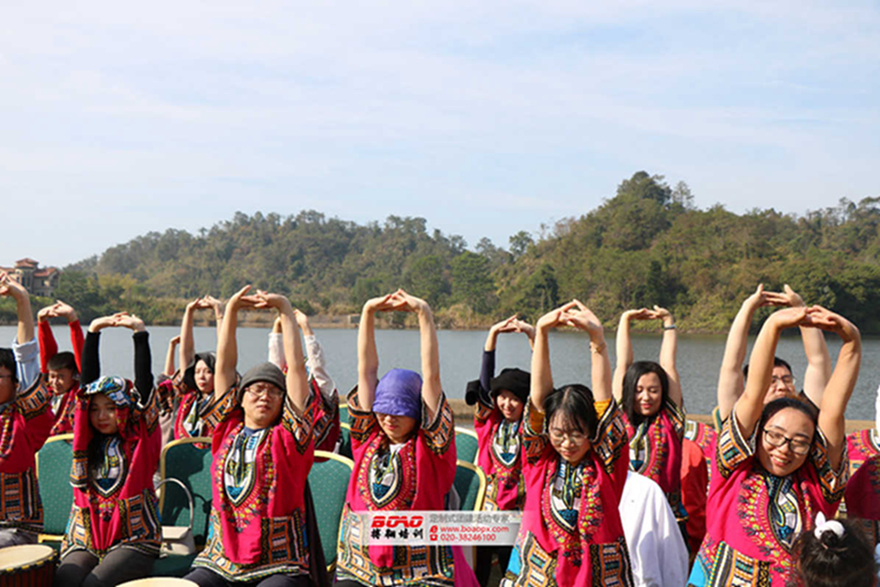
[[0, 267, 878, 586]]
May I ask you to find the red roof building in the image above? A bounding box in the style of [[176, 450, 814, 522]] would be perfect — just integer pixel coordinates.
[[1, 259, 60, 297]]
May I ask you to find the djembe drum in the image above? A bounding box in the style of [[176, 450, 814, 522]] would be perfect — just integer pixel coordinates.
[[0, 544, 56, 587], [117, 579, 198, 587]]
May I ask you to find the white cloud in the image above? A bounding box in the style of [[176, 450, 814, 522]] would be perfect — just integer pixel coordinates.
[[1, 1, 878, 265]]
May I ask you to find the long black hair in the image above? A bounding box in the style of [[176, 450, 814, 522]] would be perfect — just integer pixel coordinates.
[[621, 361, 669, 426], [87, 432, 110, 482], [544, 384, 599, 440]]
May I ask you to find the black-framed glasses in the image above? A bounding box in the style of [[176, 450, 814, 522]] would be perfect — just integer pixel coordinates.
[[763, 429, 811, 455], [548, 429, 589, 445], [244, 385, 284, 399]]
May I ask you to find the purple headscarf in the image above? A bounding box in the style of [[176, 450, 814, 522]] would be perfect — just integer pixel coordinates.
[[372, 368, 422, 421]]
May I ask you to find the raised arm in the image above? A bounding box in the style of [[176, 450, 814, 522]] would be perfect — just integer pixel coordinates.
[[203, 295, 225, 339], [113, 313, 152, 398], [783, 285, 832, 407], [613, 308, 652, 402], [481, 316, 517, 392], [398, 291, 442, 418], [254, 293, 309, 414], [54, 302, 84, 372], [1, 272, 34, 346], [516, 319, 537, 352], [357, 293, 395, 411], [268, 315, 285, 370], [736, 307, 807, 439], [296, 309, 336, 400], [164, 335, 180, 377], [83, 313, 123, 386], [717, 285, 788, 421], [531, 302, 578, 412], [485, 316, 517, 352], [654, 306, 682, 407], [37, 304, 58, 373], [215, 286, 254, 399], [179, 298, 201, 374], [564, 301, 612, 402], [810, 307, 861, 471]]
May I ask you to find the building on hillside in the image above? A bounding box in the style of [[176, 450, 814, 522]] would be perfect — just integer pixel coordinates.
[[0, 258, 60, 297]]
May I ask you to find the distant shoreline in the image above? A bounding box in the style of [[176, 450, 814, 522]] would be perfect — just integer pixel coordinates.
[[0, 312, 740, 335]]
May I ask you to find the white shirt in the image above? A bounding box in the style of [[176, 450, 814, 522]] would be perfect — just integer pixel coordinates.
[[619, 470, 689, 587], [267, 332, 336, 401]]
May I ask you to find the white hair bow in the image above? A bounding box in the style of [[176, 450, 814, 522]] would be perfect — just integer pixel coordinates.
[[814, 511, 845, 541]]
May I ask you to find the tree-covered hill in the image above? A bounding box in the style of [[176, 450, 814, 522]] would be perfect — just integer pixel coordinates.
[[8, 172, 879, 332], [496, 172, 880, 332]]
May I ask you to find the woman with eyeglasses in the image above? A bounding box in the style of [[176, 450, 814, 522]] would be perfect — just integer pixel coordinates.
[[185, 286, 333, 587], [613, 306, 688, 530], [466, 315, 534, 586], [715, 284, 831, 431], [688, 305, 859, 586], [501, 301, 633, 587]]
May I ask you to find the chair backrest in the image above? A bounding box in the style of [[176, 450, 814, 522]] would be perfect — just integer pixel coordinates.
[[159, 437, 213, 546], [454, 459, 486, 511], [308, 450, 354, 568], [339, 403, 350, 425], [37, 433, 74, 538], [454, 427, 479, 464], [338, 423, 353, 459]]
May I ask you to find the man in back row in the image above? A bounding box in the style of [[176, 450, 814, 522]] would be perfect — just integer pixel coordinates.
[[716, 283, 831, 428]]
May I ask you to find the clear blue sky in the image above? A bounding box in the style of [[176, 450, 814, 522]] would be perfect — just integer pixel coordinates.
[[2, 1, 878, 268]]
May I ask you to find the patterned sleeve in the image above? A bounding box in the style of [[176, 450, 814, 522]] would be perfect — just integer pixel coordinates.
[[201, 385, 240, 429], [809, 427, 848, 503], [715, 402, 756, 479], [522, 401, 551, 465], [711, 406, 725, 433], [15, 377, 52, 420], [592, 400, 628, 475], [664, 399, 686, 439], [171, 369, 187, 395], [474, 400, 494, 425], [346, 387, 378, 447], [16, 378, 53, 450], [281, 390, 317, 452], [132, 379, 160, 435], [312, 379, 340, 452], [155, 376, 176, 416], [420, 393, 454, 456]]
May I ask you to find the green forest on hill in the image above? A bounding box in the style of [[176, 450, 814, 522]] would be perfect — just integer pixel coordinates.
[[5, 171, 880, 332]]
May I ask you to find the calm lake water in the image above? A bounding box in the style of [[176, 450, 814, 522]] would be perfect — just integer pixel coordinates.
[[3, 325, 877, 421]]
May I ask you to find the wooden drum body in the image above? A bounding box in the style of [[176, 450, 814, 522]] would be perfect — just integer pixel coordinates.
[[0, 544, 56, 587], [117, 579, 198, 587]]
